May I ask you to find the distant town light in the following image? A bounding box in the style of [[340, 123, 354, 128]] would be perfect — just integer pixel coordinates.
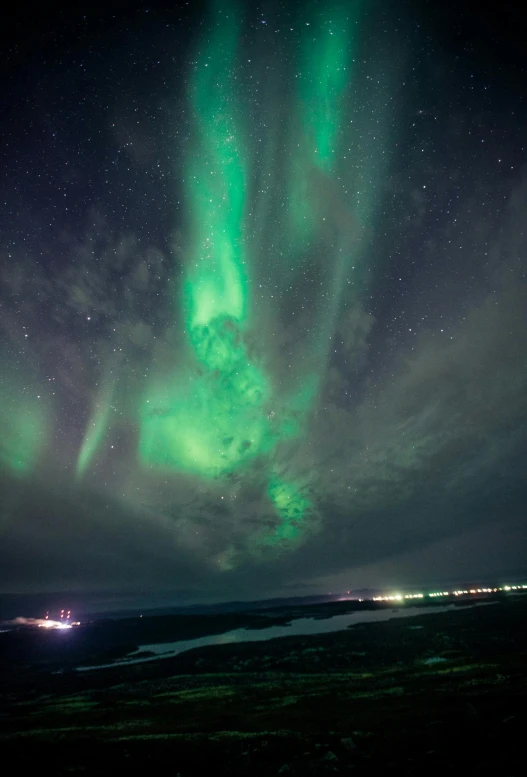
[[368, 584, 526, 604]]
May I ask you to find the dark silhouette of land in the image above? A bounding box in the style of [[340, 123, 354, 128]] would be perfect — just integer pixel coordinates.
[[1, 592, 526, 775]]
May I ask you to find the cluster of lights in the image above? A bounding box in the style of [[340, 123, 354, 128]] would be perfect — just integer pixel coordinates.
[[372, 593, 425, 602], [37, 609, 80, 629], [370, 584, 527, 603], [38, 620, 74, 630]]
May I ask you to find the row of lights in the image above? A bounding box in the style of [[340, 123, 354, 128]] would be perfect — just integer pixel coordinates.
[[371, 593, 425, 602], [371, 584, 527, 603]]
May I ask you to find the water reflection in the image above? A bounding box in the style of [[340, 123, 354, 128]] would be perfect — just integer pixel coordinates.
[[78, 602, 492, 672]]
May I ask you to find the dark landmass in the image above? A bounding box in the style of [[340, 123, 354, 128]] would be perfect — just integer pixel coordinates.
[[0, 591, 348, 621], [0, 610, 295, 676], [0, 594, 477, 677], [1, 594, 526, 775]]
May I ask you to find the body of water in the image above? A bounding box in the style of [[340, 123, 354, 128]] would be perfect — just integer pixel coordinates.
[[77, 602, 493, 672]]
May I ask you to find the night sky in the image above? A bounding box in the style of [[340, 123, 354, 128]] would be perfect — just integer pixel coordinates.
[[1, 0, 526, 603]]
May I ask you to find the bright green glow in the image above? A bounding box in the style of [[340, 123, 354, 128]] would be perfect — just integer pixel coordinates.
[[185, 2, 248, 330], [133, 0, 395, 561], [246, 475, 318, 556], [0, 378, 47, 475], [76, 372, 117, 478], [298, 4, 355, 171], [284, 1, 379, 400], [140, 4, 280, 483], [289, 2, 360, 244], [266, 478, 313, 543], [138, 4, 318, 549], [139, 319, 273, 478]]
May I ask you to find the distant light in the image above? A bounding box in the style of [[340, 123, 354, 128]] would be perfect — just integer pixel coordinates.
[[351, 583, 527, 606], [38, 619, 67, 629]]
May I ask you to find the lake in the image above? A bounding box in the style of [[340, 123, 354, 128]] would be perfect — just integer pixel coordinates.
[[77, 601, 493, 672]]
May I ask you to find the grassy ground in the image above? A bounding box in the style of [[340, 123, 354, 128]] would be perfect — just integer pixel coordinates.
[[1, 596, 526, 775]]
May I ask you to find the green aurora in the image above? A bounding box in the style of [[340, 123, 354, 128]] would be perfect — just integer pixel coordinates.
[[0, 367, 48, 476], [76, 366, 119, 479], [73, 0, 393, 560]]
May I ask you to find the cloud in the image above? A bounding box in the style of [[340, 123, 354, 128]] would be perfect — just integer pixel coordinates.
[[0, 468, 209, 593], [1, 159, 527, 601], [3, 211, 526, 596], [299, 235, 527, 581]]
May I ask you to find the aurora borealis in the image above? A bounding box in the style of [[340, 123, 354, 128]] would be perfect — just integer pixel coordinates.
[[1, 0, 527, 601], [135, 1, 371, 549]]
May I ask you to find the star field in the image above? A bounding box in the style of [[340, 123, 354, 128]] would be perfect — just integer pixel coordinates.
[[0, 0, 526, 600]]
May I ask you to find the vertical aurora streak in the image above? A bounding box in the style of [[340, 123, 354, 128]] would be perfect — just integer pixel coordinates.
[[139, 1, 276, 483], [288, 2, 360, 246], [76, 0, 395, 562], [299, 5, 356, 173], [287, 0, 392, 389], [76, 368, 118, 478], [184, 3, 248, 333]]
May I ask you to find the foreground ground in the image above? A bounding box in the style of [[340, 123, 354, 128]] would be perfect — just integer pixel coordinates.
[[1, 595, 526, 775]]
